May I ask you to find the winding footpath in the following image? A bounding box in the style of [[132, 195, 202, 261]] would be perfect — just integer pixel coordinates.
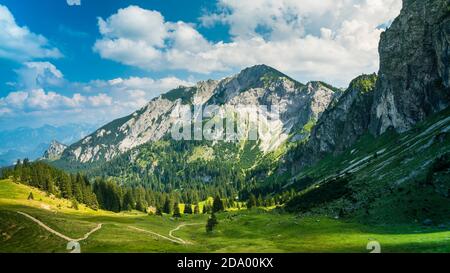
[[17, 210, 201, 246], [129, 223, 203, 245], [16, 211, 102, 242], [168, 223, 203, 244]]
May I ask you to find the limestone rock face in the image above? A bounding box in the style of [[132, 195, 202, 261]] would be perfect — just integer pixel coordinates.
[[310, 75, 376, 155], [60, 65, 336, 163], [43, 140, 68, 160], [370, 0, 450, 135], [292, 0, 450, 170], [293, 74, 377, 168]]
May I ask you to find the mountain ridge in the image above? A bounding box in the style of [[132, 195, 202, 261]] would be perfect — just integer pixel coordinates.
[[57, 64, 338, 165]]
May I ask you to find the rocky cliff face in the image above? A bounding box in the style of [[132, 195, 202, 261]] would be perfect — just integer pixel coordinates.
[[286, 74, 375, 171], [43, 140, 68, 160], [291, 0, 450, 170], [61, 81, 218, 163], [297, 74, 377, 167], [60, 65, 337, 163], [370, 0, 450, 135]]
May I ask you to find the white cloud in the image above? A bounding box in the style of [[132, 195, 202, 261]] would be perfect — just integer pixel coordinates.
[[15, 62, 64, 89], [93, 6, 216, 73], [0, 61, 194, 127], [94, 1, 402, 86], [67, 0, 81, 6], [98, 6, 166, 47], [1, 89, 87, 111], [0, 5, 61, 61]]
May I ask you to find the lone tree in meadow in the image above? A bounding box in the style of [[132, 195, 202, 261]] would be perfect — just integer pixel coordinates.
[[206, 213, 219, 233], [27, 192, 34, 200], [212, 196, 224, 213]]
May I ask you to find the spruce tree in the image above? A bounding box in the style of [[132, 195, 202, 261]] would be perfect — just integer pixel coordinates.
[[212, 195, 224, 213], [247, 194, 257, 209], [155, 206, 163, 216], [71, 199, 79, 210], [173, 202, 182, 218], [163, 196, 173, 214], [206, 213, 218, 233], [184, 204, 193, 214]]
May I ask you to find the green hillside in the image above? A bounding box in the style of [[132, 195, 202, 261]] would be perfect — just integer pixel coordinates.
[[1, 179, 449, 253], [260, 107, 450, 225]]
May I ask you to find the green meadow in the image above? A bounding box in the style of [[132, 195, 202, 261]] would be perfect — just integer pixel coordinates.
[[1, 179, 449, 253]]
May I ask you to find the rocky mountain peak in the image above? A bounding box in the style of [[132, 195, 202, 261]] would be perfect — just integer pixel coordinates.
[[58, 65, 338, 164], [43, 140, 68, 160], [369, 0, 450, 135]]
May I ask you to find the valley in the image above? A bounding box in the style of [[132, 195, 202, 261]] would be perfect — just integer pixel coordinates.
[[0, 0, 449, 255], [1, 179, 449, 253]]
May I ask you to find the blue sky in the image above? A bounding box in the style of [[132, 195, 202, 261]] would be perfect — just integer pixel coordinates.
[[0, 0, 402, 129]]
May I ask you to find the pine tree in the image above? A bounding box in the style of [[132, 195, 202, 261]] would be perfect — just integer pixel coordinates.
[[194, 204, 200, 214], [136, 201, 145, 212], [212, 195, 224, 213], [163, 196, 173, 214], [173, 202, 182, 218], [206, 213, 218, 233], [247, 194, 257, 209], [71, 198, 79, 210], [123, 189, 135, 211], [184, 204, 193, 214], [257, 194, 263, 207], [155, 206, 163, 216]]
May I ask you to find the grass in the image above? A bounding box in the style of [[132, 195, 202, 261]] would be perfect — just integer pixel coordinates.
[[1, 179, 449, 253], [279, 107, 450, 224]]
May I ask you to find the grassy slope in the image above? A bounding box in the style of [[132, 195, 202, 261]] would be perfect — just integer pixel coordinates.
[[1, 179, 449, 253], [283, 107, 450, 224]]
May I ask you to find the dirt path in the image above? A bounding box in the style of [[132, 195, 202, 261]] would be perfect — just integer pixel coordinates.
[[16, 211, 102, 242], [129, 223, 202, 245], [169, 223, 202, 244], [127, 226, 182, 244]]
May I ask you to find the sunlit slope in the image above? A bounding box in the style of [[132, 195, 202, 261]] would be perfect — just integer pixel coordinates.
[[284, 108, 450, 224], [1, 180, 449, 253]]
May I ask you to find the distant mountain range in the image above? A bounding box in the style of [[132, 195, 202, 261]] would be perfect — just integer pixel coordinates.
[[0, 124, 97, 167]]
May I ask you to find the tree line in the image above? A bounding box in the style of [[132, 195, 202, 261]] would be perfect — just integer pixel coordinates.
[[2, 159, 98, 209], [1, 159, 293, 214]]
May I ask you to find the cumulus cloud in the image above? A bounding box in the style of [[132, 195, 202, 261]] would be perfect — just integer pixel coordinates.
[[0, 5, 61, 61], [15, 62, 64, 90], [0, 62, 194, 127], [67, 0, 81, 6], [94, 1, 402, 86]]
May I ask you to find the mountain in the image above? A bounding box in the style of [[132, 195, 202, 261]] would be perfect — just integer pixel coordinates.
[[0, 124, 97, 167], [292, 74, 377, 169], [49, 0, 449, 225], [42, 140, 68, 160], [370, 0, 450, 135], [58, 65, 339, 165], [291, 0, 450, 170], [261, 0, 450, 224]]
